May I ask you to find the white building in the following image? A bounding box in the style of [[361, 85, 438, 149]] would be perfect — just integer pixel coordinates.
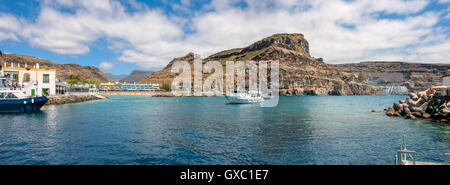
[[121, 83, 160, 91], [444, 75, 450, 86], [434, 75, 450, 96], [2, 63, 56, 96]]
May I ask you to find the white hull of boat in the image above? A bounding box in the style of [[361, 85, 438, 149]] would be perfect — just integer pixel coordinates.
[[225, 94, 263, 104]]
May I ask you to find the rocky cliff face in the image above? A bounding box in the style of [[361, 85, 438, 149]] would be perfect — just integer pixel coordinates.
[[139, 53, 195, 85], [1, 53, 115, 82], [140, 33, 374, 95], [335, 62, 450, 92]]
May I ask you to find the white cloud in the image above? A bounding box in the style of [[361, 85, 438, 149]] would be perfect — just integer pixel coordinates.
[[0, 14, 22, 41], [0, 0, 449, 68], [186, 0, 446, 63], [99, 61, 114, 70]]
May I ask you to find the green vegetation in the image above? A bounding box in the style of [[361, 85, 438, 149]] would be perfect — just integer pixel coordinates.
[[161, 82, 171, 91], [66, 74, 100, 87]]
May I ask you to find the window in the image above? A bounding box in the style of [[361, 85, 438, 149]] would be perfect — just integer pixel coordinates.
[[43, 74, 50, 83], [23, 73, 31, 82], [6, 93, 17, 99], [12, 74, 18, 81]]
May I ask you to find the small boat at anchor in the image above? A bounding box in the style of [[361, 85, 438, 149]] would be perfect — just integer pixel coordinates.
[[225, 91, 264, 104]]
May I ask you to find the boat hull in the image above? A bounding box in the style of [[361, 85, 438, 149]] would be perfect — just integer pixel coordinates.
[[225, 95, 262, 104], [0, 96, 48, 113]]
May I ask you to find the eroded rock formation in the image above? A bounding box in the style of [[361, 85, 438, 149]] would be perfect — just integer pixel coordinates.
[[140, 33, 375, 95]]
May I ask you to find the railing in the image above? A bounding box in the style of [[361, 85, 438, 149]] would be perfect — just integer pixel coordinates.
[[395, 150, 416, 165], [394, 135, 449, 165], [445, 153, 449, 165], [395, 135, 416, 165]]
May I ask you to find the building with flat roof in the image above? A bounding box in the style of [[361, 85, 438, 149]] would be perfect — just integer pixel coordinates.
[[2, 62, 56, 96], [433, 75, 450, 96], [443, 75, 450, 86], [121, 83, 159, 91], [99, 82, 120, 90]]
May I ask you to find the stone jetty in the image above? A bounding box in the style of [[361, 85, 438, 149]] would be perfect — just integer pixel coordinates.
[[385, 88, 449, 124], [46, 94, 107, 105]]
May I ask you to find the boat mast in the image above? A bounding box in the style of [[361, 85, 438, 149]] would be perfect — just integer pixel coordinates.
[[0, 50, 3, 76]]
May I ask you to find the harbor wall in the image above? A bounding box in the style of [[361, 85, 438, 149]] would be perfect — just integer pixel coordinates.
[[385, 88, 449, 124], [46, 94, 107, 105]]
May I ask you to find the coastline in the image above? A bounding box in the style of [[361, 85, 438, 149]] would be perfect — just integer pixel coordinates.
[[46, 94, 107, 105], [99, 90, 407, 97], [99, 91, 174, 97]]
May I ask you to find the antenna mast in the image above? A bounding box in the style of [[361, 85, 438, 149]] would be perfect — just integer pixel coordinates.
[[0, 50, 3, 76]]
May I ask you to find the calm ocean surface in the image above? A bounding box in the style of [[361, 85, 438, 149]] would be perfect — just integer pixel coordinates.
[[0, 96, 448, 165]]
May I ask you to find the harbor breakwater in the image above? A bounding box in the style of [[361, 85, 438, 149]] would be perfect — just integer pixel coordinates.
[[385, 88, 449, 124], [46, 94, 107, 105]]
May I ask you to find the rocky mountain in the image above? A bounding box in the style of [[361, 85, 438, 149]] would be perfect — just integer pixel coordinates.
[[1, 53, 115, 82], [121, 70, 154, 83], [140, 33, 375, 95], [335, 62, 450, 92], [107, 73, 128, 81]]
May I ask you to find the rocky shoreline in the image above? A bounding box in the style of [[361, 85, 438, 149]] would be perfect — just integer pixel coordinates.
[[385, 88, 449, 124], [46, 94, 107, 105]]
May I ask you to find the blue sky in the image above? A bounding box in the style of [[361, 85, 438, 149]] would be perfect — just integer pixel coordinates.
[[0, 0, 449, 75]]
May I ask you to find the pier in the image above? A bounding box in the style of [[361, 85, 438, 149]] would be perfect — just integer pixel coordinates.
[[46, 94, 107, 105], [394, 136, 449, 165]]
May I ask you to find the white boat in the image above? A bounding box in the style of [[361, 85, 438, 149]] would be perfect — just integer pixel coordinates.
[[225, 91, 263, 104], [0, 51, 48, 112], [0, 76, 48, 113]]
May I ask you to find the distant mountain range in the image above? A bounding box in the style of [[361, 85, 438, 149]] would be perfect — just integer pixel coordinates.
[[110, 70, 154, 83], [107, 73, 128, 81], [121, 70, 154, 83]]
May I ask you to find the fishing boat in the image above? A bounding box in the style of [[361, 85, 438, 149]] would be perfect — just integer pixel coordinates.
[[225, 91, 264, 104], [0, 51, 48, 113]]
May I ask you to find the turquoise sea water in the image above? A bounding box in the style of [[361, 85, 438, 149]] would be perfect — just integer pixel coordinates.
[[0, 96, 448, 165]]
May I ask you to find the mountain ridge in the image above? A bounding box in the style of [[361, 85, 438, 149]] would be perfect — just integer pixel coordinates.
[[121, 70, 154, 83], [140, 33, 374, 95]]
